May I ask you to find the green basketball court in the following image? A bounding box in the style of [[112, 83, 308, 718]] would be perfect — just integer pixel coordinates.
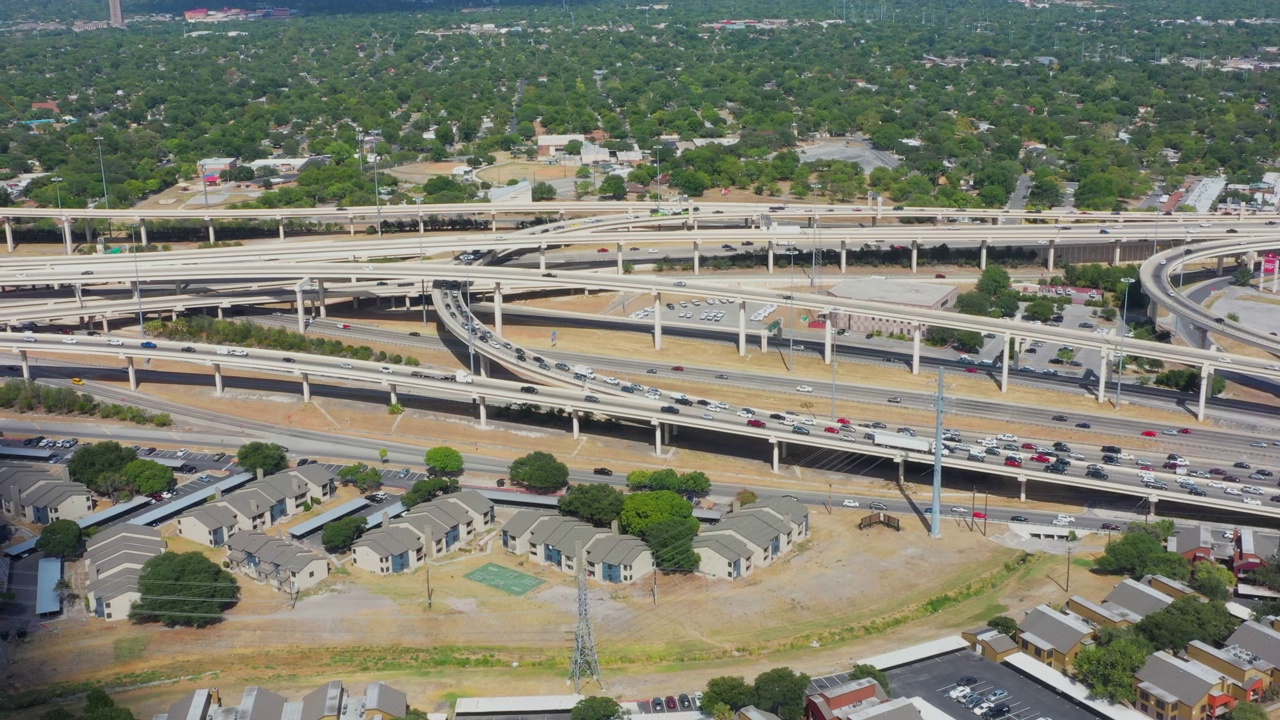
[[464, 563, 544, 596]]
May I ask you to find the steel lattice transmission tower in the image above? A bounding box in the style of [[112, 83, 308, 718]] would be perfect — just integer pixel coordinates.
[[569, 560, 603, 692]]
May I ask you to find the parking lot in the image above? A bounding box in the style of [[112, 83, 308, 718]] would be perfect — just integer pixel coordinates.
[[885, 650, 1104, 720]]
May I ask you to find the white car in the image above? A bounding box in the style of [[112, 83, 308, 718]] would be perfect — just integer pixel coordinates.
[[1225, 487, 1243, 496], [780, 419, 797, 427], [737, 409, 755, 418], [801, 417, 816, 426], [1245, 497, 1262, 506], [339, 363, 354, 369], [379, 367, 393, 374], [796, 385, 814, 393], [61, 337, 78, 344], [1208, 480, 1225, 489], [176, 448, 188, 456], [951, 506, 967, 514], [949, 686, 971, 700], [841, 499, 860, 508], [648, 248, 659, 253], [997, 433, 1018, 442], [603, 377, 620, 386], [106, 338, 123, 346], [362, 265, 374, 271], [973, 703, 994, 717]]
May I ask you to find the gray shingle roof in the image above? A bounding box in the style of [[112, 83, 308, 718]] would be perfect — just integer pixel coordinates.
[[706, 512, 785, 549], [353, 526, 421, 558], [181, 502, 241, 531], [86, 523, 161, 551], [1017, 605, 1092, 653], [299, 680, 344, 720], [504, 509, 555, 538], [1105, 578, 1173, 618], [1135, 651, 1225, 704], [584, 533, 648, 566], [743, 496, 808, 526], [446, 489, 493, 516], [365, 682, 407, 718], [226, 531, 325, 574], [277, 464, 335, 490], [237, 686, 288, 720], [1227, 620, 1280, 669], [693, 533, 753, 561], [222, 489, 275, 519], [86, 534, 164, 567], [87, 566, 140, 603]]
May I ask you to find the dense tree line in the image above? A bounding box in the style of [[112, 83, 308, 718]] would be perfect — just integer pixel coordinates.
[[0, 380, 171, 426], [148, 317, 422, 365]]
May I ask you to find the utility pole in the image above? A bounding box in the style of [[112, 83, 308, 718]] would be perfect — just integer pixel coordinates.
[[969, 486, 976, 532], [1066, 544, 1073, 593], [651, 571, 658, 605], [426, 567, 434, 609], [982, 492, 989, 536], [930, 366, 944, 539]]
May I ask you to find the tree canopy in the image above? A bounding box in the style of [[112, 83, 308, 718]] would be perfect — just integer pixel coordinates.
[[37, 519, 83, 558], [619, 490, 694, 536], [236, 442, 288, 475], [703, 676, 757, 714], [67, 441, 137, 491], [640, 515, 700, 572], [425, 446, 465, 475], [402, 476, 459, 509], [122, 459, 174, 495], [1073, 629, 1152, 703], [337, 463, 383, 493], [1094, 521, 1189, 580], [753, 667, 811, 720], [509, 451, 570, 494], [626, 469, 712, 497], [1135, 595, 1240, 651], [558, 482, 625, 527], [570, 697, 622, 720], [847, 664, 890, 695], [130, 552, 239, 628], [322, 516, 367, 553]]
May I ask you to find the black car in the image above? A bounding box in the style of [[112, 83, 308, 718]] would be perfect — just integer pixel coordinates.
[[554, 362, 571, 371], [792, 426, 811, 435], [675, 397, 694, 406], [409, 331, 421, 337], [715, 374, 729, 380], [144, 447, 157, 455], [660, 405, 680, 414], [585, 395, 601, 403], [181, 346, 197, 353], [1053, 442, 1071, 451], [1051, 414, 1068, 422], [1100, 523, 1122, 532], [1044, 463, 1068, 474], [1076, 422, 1092, 428], [1234, 461, 1252, 469], [769, 413, 787, 421], [1009, 515, 1029, 523], [520, 386, 539, 394], [1188, 487, 1207, 497], [983, 704, 1011, 720], [651, 698, 665, 713], [678, 695, 692, 710], [1086, 469, 1109, 480], [957, 676, 978, 687], [870, 421, 888, 429], [869, 501, 888, 511], [593, 467, 613, 476], [282, 357, 296, 363]]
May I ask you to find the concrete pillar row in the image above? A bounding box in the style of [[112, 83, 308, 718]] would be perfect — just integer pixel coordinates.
[[18, 350, 29, 380], [1047, 239, 1057, 273], [101, 316, 109, 333], [349, 215, 356, 236], [692, 240, 701, 275], [767, 242, 775, 274], [738, 300, 748, 356], [1018, 476, 1027, 502], [389, 383, 399, 406], [539, 244, 547, 272], [1096, 350, 1109, 403], [213, 363, 224, 396], [205, 218, 215, 244], [63, 217, 73, 255], [771, 438, 779, 473], [216, 306, 224, 320], [494, 282, 503, 334], [278, 218, 285, 242], [616, 241, 624, 274], [760, 328, 768, 352], [654, 422, 663, 456], [912, 325, 922, 375], [126, 356, 138, 391], [824, 314, 834, 365], [910, 240, 918, 274], [4, 219, 12, 252], [317, 281, 327, 318], [418, 215, 425, 236], [1197, 365, 1212, 422], [1000, 333, 1011, 393], [301, 373, 311, 403], [138, 219, 148, 246], [839, 240, 848, 273], [980, 239, 988, 271], [295, 287, 306, 333], [1112, 240, 1121, 267], [571, 410, 580, 439], [652, 291, 663, 350], [478, 396, 488, 429]]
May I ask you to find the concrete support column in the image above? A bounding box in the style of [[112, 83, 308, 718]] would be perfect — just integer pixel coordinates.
[[101, 316, 109, 333], [823, 314, 833, 364], [654, 422, 663, 455], [216, 306, 224, 320], [539, 244, 547, 272], [1018, 475, 1027, 502], [477, 396, 488, 429], [388, 383, 398, 406], [910, 240, 918, 274], [571, 410, 580, 439], [418, 215, 425, 236], [278, 218, 285, 242], [1047, 239, 1057, 273], [912, 324, 922, 375], [779, 440, 787, 457], [1197, 365, 1211, 422], [349, 216, 356, 236], [136, 219, 148, 247], [295, 287, 306, 333], [767, 243, 775, 273], [18, 350, 29, 379], [1217, 256, 1225, 276], [1000, 333, 1010, 392], [126, 356, 137, 391], [213, 363, 224, 396], [616, 241, 624, 274], [317, 281, 327, 318], [771, 438, 779, 473], [652, 291, 663, 350], [693, 240, 701, 275], [2, 219, 13, 252], [494, 282, 503, 334], [839, 240, 847, 273], [1112, 240, 1121, 267], [980, 239, 988, 270], [62, 217, 73, 254], [205, 219, 215, 244], [738, 300, 748, 356], [301, 373, 311, 403], [1096, 351, 1109, 403], [760, 328, 768, 352], [479, 355, 490, 378], [84, 218, 93, 245], [897, 456, 905, 484]]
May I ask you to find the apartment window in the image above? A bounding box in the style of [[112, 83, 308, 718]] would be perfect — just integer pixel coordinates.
[[1034, 647, 1042, 658], [1141, 692, 1150, 702], [1156, 713, 1164, 720], [1046, 650, 1054, 659], [1156, 700, 1166, 710], [309, 571, 315, 578], [1140, 704, 1148, 713]]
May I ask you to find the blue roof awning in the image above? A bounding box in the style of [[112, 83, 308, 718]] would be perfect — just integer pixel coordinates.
[[35, 557, 62, 615]]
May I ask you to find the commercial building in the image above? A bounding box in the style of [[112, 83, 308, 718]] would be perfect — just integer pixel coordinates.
[[805, 678, 889, 720], [224, 531, 329, 593], [351, 490, 494, 575], [155, 681, 408, 720], [0, 464, 94, 525], [536, 134, 586, 157], [84, 524, 165, 621], [501, 512, 653, 584], [825, 279, 958, 335], [1014, 604, 1095, 672]]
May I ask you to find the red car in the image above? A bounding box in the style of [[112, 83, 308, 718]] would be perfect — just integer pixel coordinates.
[[1141, 430, 1158, 437], [338, 323, 352, 329], [1004, 458, 1023, 468], [671, 366, 685, 371], [823, 426, 839, 434], [836, 417, 850, 425], [973, 511, 988, 519], [1021, 442, 1038, 450], [747, 418, 766, 428], [596, 247, 609, 253], [1178, 428, 1192, 434], [965, 367, 979, 373], [1031, 454, 1053, 463]]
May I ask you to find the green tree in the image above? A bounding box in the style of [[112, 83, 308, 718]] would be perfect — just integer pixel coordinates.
[[121, 459, 174, 495], [753, 667, 810, 720], [1095, 523, 1187, 579], [598, 175, 628, 200], [36, 519, 83, 558], [675, 471, 712, 497], [236, 441, 287, 475], [641, 515, 700, 572], [1233, 266, 1254, 287], [955, 291, 992, 316], [67, 441, 137, 491], [735, 489, 759, 505], [847, 664, 890, 694], [130, 552, 239, 628], [532, 182, 557, 201], [509, 451, 570, 493], [1024, 297, 1056, 322], [558, 483, 625, 527], [321, 516, 367, 553], [1228, 703, 1270, 720], [987, 615, 1018, 637], [571, 697, 621, 720], [1250, 597, 1280, 621], [976, 266, 1012, 296], [619, 490, 693, 536], [425, 446, 465, 475], [703, 676, 757, 713], [402, 477, 458, 509], [337, 463, 383, 493], [563, 139, 583, 155], [1072, 631, 1151, 703], [1136, 595, 1240, 651], [1190, 562, 1238, 602]]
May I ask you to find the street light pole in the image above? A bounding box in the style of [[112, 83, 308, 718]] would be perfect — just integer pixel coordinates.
[[372, 152, 383, 237], [830, 358, 838, 420], [416, 198, 427, 326], [52, 176, 63, 211], [1114, 277, 1136, 408], [930, 366, 945, 539], [788, 246, 797, 371], [94, 136, 110, 244]]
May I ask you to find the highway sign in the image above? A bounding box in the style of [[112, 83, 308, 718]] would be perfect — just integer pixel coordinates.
[[1264, 254, 1278, 274], [766, 319, 783, 333]]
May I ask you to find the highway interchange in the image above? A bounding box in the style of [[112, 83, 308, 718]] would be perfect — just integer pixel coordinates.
[[3, 201, 1280, 533]]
